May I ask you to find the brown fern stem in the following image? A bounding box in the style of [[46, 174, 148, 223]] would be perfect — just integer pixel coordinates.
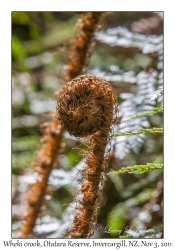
[[65, 130, 110, 238], [67, 12, 103, 80], [19, 12, 103, 238], [20, 121, 64, 238]]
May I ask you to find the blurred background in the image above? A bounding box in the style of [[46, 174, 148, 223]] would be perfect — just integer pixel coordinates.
[[12, 12, 163, 238]]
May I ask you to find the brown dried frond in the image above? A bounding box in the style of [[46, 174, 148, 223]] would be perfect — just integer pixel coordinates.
[[131, 16, 163, 35]]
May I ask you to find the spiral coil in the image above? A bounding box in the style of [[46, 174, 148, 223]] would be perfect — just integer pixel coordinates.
[[57, 74, 117, 138]]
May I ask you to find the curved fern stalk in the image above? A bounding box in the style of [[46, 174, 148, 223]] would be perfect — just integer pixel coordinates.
[[108, 163, 163, 175], [57, 74, 117, 238]]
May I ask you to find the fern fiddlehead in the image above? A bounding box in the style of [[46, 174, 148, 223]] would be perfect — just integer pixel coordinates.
[[57, 74, 117, 238]]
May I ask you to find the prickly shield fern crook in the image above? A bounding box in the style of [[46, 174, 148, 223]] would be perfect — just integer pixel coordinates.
[[57, 74, 118, 238], [57, 74, 117, 137]]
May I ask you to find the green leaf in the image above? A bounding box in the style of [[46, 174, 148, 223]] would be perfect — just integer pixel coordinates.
[[12, 36, 27, 60], [121, 107, 163, 124], [108, 163, 163, 175], [12, 135, 40, 152], [113, 128, 163, 137], [107, 207, 127, 237]]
